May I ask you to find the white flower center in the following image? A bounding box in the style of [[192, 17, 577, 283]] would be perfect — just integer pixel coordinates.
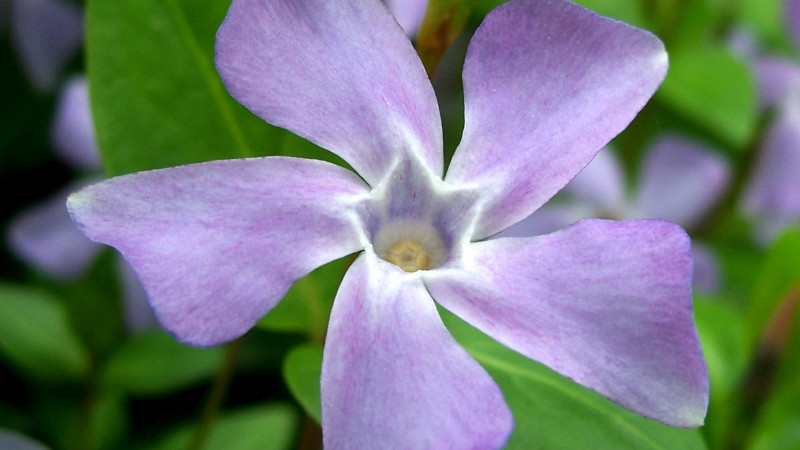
[[373, 220, 447, 272]]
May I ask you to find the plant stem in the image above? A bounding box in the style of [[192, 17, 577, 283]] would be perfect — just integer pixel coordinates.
[[187, 337, 245, 450], [416, 0, 471, 79]]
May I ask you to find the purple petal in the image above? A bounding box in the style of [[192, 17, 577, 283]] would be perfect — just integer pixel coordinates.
[[50, 76, 102, 170], [691, 243, 719, 293], [10, 0, 83, 92], [67, 158, 368, 346], [753, 57, 800, 110], [321, 254, 512, 449], [215, 0, 442, 185], [496, 202, 594, 238], [446, 0, 667, 238], [743, 95, 800, 243], [633, 135, 729, 228], [386, 0, 428, 36], [425, 219, 709, 427], [787, 0, 800, 47], [0, 429, 49, 450], [7, 182, 101, 280], [563, 147, 626, 214]]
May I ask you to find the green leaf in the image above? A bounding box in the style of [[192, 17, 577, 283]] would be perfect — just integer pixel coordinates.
[[443, 310, 707, 449], [694, 299, 749, 401], [86, 0, 282, 175], [667, 0, 719, 50], [282, 343, 323, 423], [0, 284, 90, 382], [149, 405, 299, 450], [101, 330, 224, 396], [61, 250, 125, 358], [693, 297, 749, 448], [257, 258, 349, 339], [33, 388, 128, 450], [89, 391, 129, 450], [656, 45, 756, 149], [0, 403, 33, 434], [735, 0, 795, 48]]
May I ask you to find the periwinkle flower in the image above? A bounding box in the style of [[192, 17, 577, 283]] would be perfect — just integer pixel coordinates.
[[0, 428, 49, 450], [8, 0, 83, 92], [67, 0, 708, 447], [743, 91, 800, 243], [502, 136, 729, 292], [8, 77, 102, 281], [738, 0, 800, 243]]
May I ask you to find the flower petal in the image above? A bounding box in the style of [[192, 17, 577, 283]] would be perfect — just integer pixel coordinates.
[[691, 243, 719, 294], [67, 158, 368, 346], [386, 0, 428, 36], [215, 0, 442, 185], [497, 202, 593, 238], [0, 429, 49, 450], [7, 183, 101, 280], [753, 57, 800, 110], [321, 254, 512, 449], [787, 0, 800, 48], [743, 95, 800, 243], [425, 219, 709, 427], [446, 0, 667, 238], [633, 135, 729, 228], [51, 76, 102, 170], [10, 0, 83, 92], [563, 147, 626, 214]]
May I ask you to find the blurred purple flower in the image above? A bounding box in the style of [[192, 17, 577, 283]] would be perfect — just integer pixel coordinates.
[[789, 0, 800, 45], [8, 77, 102, 281], [743, 91, 800, 243], [67, 0, 708, 446], [738, 0, 800, 242], [0, 428, 49, 450], [6, 76, 154, 332], [50, 77, 102, 170], [503, 136, 730, 292], [8, 0, 83, 92]]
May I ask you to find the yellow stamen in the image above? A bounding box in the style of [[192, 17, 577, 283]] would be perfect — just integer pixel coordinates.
[[386, 239, 431, 272]]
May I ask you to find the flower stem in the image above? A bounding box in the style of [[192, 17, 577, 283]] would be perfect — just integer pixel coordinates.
[[297, 415, 323, 450], [416, 0, 471, 78], [187, 337, 245, 450]]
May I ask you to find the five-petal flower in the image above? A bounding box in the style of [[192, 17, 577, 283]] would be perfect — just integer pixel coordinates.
[[67, 0, 709, 447]]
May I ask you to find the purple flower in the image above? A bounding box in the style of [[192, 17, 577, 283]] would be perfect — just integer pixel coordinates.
[[743, 91, 800, 243], [502, 135, 730, 292], [0, 429, 48, 450], [8, 77, 102, 281], [8, 0, 83, 92], [739, 0, 800, 243], [7, 76, 154, 331], [68, 0, 708, 446]]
